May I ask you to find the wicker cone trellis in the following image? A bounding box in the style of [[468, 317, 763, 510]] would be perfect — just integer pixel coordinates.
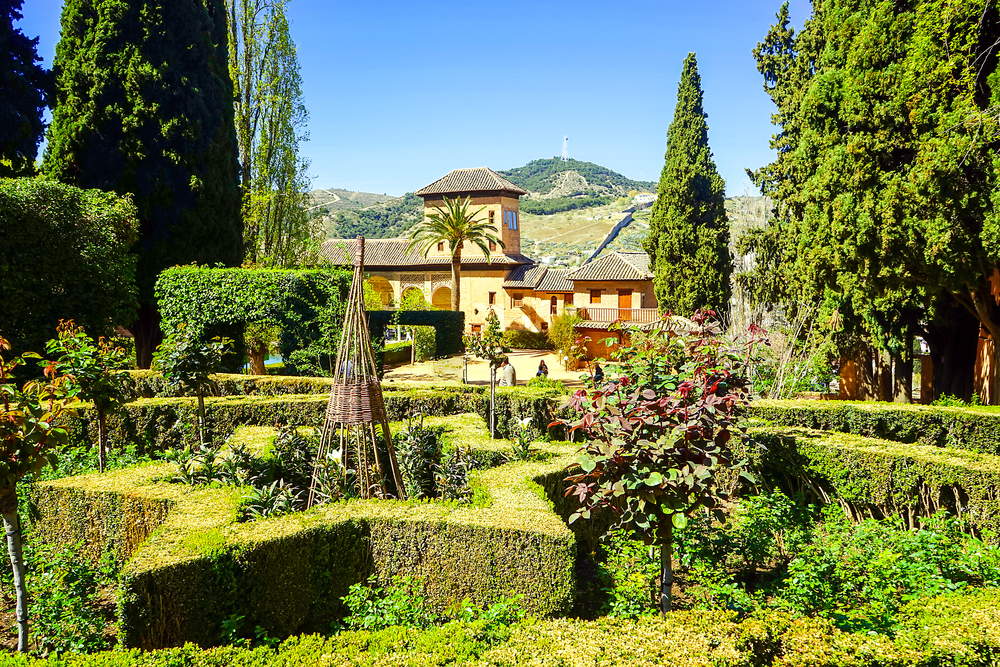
[[307, 237, 405, 506]]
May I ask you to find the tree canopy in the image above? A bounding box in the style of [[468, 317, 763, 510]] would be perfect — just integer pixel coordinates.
[[0, 0, 49, 177], [0, 178, 138, 359], [43, 0, 242, 367], [643, 53, 731, 318], [744, 0, 1000, 401]]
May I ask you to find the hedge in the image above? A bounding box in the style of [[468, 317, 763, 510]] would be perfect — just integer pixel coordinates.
[[500, 330, 555, 350], [747, 399, 1000, 456], [9, 588, 1000, 665], [59, 386, 568, 455], [29, 416, 576, 649], [368, 310, 465, 358], [745, 427, 1000, 537]]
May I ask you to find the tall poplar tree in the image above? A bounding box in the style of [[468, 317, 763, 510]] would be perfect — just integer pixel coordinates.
[[43, 0, 242, 367], [227, 0, 315, 266], [643, 53, 730, 317], [0, 0, 50, 176]]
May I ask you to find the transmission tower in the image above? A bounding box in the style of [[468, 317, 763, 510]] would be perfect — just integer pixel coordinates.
[[561, 136, 569, 161]]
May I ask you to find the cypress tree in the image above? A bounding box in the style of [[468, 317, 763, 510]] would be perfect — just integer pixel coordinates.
[[0, 0, 50, 176], [643, 53, 730, 317], [43, 0, 242, 367]]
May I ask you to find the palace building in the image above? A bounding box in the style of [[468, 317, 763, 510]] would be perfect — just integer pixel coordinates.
[[319, 167, 659, 345]]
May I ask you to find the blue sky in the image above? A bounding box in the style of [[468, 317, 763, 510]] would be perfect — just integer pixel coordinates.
[[20, 0, 810, 196]]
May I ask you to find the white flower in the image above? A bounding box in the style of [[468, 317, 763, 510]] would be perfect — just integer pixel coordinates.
[[518, 417, 532, 427]]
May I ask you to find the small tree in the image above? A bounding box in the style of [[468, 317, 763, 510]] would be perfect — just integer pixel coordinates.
[[44, 320, 128, 472], [153, 326, 231, 446], [464, 310, 509, 438], [0, 336, 76, 651], [561, 311, 756, 614]]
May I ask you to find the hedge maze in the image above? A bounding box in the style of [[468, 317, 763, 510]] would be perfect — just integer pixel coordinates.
[[24, 385, 1000, 660]]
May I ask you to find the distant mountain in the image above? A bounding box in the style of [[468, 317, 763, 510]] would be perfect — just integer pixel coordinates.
[[313, 158, 655, 239], [500, 158, 655, 198]]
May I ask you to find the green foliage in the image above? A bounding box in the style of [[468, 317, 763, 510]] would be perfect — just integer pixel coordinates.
[[562, 312, 757, 611], [341, 576, 439, 631], [27, 543, 114, 655], [548, 312, 582, 370], [155, 266, 351, 376], [519, 195, 614, 215], [394, 418, 444, 499], [779, 510, 1000, 634], [643, 54, 730, 318], [500, 330, 554, 350], [525, 376, 566, 393], [153, 328, 232, 400], [597, 528, 659, 618], [747, 399, 1000, 456], [745, 0, 1000, 392], [229, 0, 315, 267], [464, 311, 508, 372], [0, 0, 50, 177], [0, 338, 76, 494], [43, 0, 243, 364], [368, 311, 466, 359], [333, 192, 424, 239], [0, 178, 138, 360], [499, 158, 654, 196]]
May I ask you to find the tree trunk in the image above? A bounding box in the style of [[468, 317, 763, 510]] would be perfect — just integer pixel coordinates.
[[197, 392, 207, 446], [894, 329, 914, 404], [249, 343, 267, 375], [132, 302, 162, 370], [451, 251, 461, 312], [659, 520, 673, 615], [98, 408, 108, 473], [1, 486, 27, 652], [489, 366, 496, 439]]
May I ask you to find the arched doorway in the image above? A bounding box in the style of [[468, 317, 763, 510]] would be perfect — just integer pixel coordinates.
[[550, 295, 558, 316], [432, 286, 452, 311], [366, 276, 394, 308]]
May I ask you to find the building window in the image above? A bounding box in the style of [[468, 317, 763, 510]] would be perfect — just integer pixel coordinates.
[[541, 321, 549, 332], [513, 293, 524, 308], [437, 241, 444, 251], [489, 210, 495, 226], [471, 324, 482, 334], [488, 291, 496, 305], [550, 295, 558, 315], [590, 289, 601, 304], [503, 210, 519, 230], [489, 240, 496, 251]]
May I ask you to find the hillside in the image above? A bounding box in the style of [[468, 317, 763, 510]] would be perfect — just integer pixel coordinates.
[[312, 158, 656, 243]]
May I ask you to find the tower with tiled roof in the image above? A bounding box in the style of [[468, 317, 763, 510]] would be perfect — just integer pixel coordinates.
[[415, 167, 527, 256]]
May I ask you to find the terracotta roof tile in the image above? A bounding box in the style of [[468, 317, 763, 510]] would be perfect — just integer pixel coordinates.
[[415, 167, 528, 196], [535, 268, 575, 293], [320, 238, 532, 268], [503, 264, 547, 289], [567, 251, 653, 282]]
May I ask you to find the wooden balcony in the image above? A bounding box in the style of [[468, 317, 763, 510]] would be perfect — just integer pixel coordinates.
[[579, 307, 661, 323]]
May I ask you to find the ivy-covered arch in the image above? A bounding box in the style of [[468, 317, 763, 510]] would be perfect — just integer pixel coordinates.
[[155, 266, 351, 376]]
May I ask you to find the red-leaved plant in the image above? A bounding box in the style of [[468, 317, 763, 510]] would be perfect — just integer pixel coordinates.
[[558, 310, 763, 614]]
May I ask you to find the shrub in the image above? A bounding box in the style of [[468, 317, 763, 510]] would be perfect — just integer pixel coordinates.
[[0, 178, 138, 359], [548, 312, 582, 370], [500, 330, 554, 350]]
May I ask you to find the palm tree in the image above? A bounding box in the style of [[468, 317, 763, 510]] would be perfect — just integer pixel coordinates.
[[406, 195, 505, 311]]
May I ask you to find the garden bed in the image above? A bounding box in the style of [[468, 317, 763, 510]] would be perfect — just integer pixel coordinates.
[[29, 416, 577, 649]]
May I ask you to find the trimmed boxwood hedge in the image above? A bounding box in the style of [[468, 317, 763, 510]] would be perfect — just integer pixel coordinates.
[[747, 399, 1000, 456], [60, 386, 567, 454], [7, 588, 1000, 665], [29, 416, 577, 649], [745, 427, 1000, 537]]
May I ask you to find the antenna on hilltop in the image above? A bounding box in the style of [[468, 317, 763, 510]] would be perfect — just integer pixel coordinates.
[[561, 136, 569, 161]]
